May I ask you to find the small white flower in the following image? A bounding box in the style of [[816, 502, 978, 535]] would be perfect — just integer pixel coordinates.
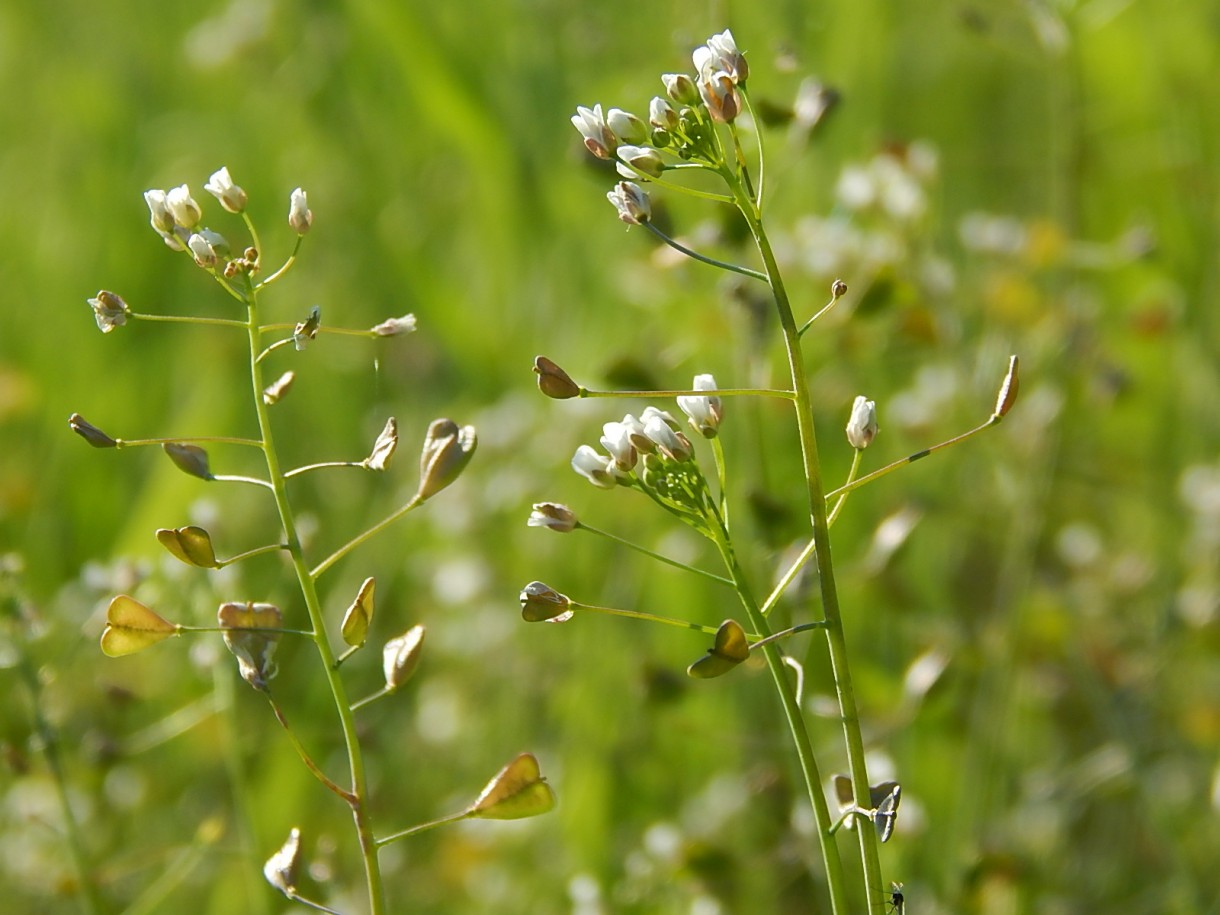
[[606, 107, 647, 145], [606, 181, 651, 226], [571, 104, 617, 159], [571, 445, 619, 489], [144, 189, 175, 233], [643, 413, 693, 462], [600, 421, 639, 471], [649, 96, 679, 131], [371, 313, 418, 336], [615, 145, 665, 179], [845, 396, 879, 449], [187, 229, 228, 268], [527, 502, 578, 533], [87, 290, 129, 333], [677, 374, 724, 439], [697, 70, 741, 123], [695, 30, 748, 84], [288, 187, 313, 234], [661, 73, 699, 105], [165, 184, 202, 228], [203, 166, 247, 214]]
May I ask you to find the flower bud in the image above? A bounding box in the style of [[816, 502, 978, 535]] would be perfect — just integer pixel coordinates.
[[416, 419, 477, 501], [533, 355, 581, 399], [845, 396, 878, 449], [187, 229, 228, 268], [288, 187, 313, 234], [677, 373, 724, 438], [649, 96, 680, 132], [643, 412, 693, 461], [163, 442, 213, 480], [615, 145, 665, 179], [571, 104, 617, 159], [144, 189, 176, 234], [69, 413, 117, 448], [203, 166, 247, 214], [370, 313, 418, 336], [662, 73, 700, 105], [218, 601, 283, 691], [607, 107, 647, 145], [832, 278, 849, 299], [166, 184, 202, 229], [994, 355, 1020, 419], [571, 444, 618, 489], [519, 581, 573, 623], [606, 181, 651, 226], [698, 70, 741, 123], [383, 624, 426, 690], [600, 420, 639, 471], [527, 502, 578, 533]]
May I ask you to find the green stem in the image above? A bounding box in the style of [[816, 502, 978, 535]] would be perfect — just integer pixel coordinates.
[[310, 494, 423, 579], [642, 221, 769, 282], [242, 280, 386, 914], [578, 386, 793, 401], [732, 182, 883, 913], [714, 536, 848, 912], [284, 460, 368, 479], [577, 523, 734, 586], [376, 810, 469, 847], [569, 599, 740, 637]]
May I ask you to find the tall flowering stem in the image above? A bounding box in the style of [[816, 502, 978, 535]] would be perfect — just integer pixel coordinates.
[[722, 151, 885, 913], [240, 278, 386, 915]]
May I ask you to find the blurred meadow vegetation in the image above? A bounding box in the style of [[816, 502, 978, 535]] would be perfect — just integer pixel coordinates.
[[2, 0, 1219, 913]]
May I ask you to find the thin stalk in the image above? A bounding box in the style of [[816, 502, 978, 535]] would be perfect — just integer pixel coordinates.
[[576, 522, 734, 586], [642, 221, 769, 282], [732, 181, 885, 912], [376, 810, 469, 847], [310, 493, 423, 579], [569, 599, 741, 637], [242, 280, 386, 914], [714, 537, 848, 911], [578, 385, 793, 400]]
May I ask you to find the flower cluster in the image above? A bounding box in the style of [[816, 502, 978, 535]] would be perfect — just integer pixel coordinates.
[[567, 376, 726, 537], [571, 30, 751, 226]]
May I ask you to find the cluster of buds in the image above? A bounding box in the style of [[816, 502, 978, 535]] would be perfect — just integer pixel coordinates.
[[142, 168, 311, 273], [572, 30, 751, 226]]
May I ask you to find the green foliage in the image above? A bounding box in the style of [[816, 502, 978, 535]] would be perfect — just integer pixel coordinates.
[[2, 1, 1219, 913]]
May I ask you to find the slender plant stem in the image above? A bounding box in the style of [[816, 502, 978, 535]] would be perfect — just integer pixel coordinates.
[[577, 522, 734, 585], [284, 460, 368, 479], [242, 279, 386, 914], [310, 494, 423, 579], [570, 600, 740, 637], [376, 810, 469, 847], [642, 221, 769, 282], [714, 536, 849, 912], [578, 385, 793, 400], [732, 179, 885, 912]]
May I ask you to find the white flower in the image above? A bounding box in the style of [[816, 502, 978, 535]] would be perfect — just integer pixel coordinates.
[[677, 374, 724, 438], [697, 69, 741, 123], [649, 96, 679, 131], [606, 107, 647, 145], [165, 184, 202, 229], [203, 166, 247, 213], [527, 502, 578, 533], [845, 396, 878, 449], [606, 181, 651, 226], [643, 413, 693, 462], [694, 30, 748, 84], [571, 445, 619, 489], [615, 145, 665, 179], [371, 313, 418, 336], [143, 189, 175, 233], [600, 421, 639, 471], [288, 187, 312, 234], [571, 104, 617, 159], [187, 229, 228, 268], [661, 73, 699, 105]]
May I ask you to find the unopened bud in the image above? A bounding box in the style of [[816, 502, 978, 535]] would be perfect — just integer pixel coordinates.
[[615, 145, 665, 179], [607, 107, 648, 145], [144, 189, 175, 234], [166, 184, 202, 229], [845, 396, 878, 450], [533, 355, 581, 399], [527, 502, 578, 533], [416, 419, 477, 501], [994, 355, 1020, 419], [677, 373, 724, 439], [519, 581, 573, 623], [832, 278, 848, 298], [69, 413, 117, 448], [382, 624, 425, 690], [662, 73, 700, 106], [288, 187, 312, 234]]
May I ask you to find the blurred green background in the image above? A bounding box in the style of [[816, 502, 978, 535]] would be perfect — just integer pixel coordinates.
[[2, 0, 1218, 912]]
